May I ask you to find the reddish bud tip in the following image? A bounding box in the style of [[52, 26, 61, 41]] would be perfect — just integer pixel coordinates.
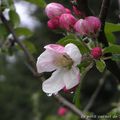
[[57, 107, 68, 116], [65, 8, 71, 14], [47, 16, 60, 29], [91, 47, 102, 59], [73, 6, 82, 16]]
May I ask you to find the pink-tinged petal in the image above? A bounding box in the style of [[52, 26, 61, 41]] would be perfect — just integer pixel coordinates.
[[63, 67, 80, 89], [42, 69, 65, 94], [44, 44, 65, 53], [64, 43, 82, 65], [36, 50, 58, 73]]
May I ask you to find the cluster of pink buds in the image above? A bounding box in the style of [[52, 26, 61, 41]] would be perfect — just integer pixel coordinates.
[[45, 3, 77, 31], [45, 2, 101, 37]]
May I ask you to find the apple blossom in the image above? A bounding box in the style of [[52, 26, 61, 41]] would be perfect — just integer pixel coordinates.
[[59, 13, 77, 31], [91, 47, 102, 59], [45, 3, 66, 19], [47, 16, 60, 29], [36, 43, 82, 95]]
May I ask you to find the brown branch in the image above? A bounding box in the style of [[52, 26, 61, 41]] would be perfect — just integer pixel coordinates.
[[83, 70, 110, 112], [55, 94, 91, 120]]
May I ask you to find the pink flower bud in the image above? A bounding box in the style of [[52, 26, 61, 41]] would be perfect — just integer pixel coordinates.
[[91, 47, 102, 59], [59, 13, 77, 31], [74, 19, 90, 35], [47, 16, 60, 29], [74, 16, 101, 37], [65, 8, 71, 14], [57, 107, 68, 116], [45, 3, 66, 19], [85, 16, 101, 33]]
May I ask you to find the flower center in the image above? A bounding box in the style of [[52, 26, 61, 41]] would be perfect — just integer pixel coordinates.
[[55, 54, 73, 68]]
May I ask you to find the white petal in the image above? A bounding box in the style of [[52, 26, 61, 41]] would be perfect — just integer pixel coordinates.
[[42, 69, 65, 94], [64, 43, 82, 66], [36, 50, 58, 73], [63, 67, 80, 89]]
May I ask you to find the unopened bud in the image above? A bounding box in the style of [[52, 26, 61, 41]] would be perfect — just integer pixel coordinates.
[[85, 16, 101, 34], [57, 107, 68, 116], [59, 13, 77, 31], [47, 16, 60, 29], [74, 16, 101, 37], [45, 3, 66, 19], [91, 47, 102, 59]]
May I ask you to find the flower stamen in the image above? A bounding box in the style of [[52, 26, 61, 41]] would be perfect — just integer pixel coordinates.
[[54, 54, 73, 68]]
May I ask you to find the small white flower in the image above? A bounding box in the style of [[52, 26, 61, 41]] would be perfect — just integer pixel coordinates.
[[36, 43, 82, 95]]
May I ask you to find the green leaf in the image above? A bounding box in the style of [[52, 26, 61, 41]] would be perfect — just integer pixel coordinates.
[[96, 60, 106, 72], [24, 0, 46, 8], [103, 45, 120, 54], [108, 106, 120, 118], [105, 22, 120, 43], [112, 54, 120, 62], [23, 41, 36, 53], [9, 10, 20, 27], [105, 22, 120, 33], [57, 35, 89, 54], [0, 24, 9, 37], [1, 0, 15, 10], [15, 27, 32, 37], [16, 40, 36, 53], [105, 32, 116, 43], [73, 85, 81, 108]]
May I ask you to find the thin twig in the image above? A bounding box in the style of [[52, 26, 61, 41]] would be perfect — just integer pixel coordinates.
[[55, 94, 91, 120], [98, 0, 111, 46], [0, 12, 36, 69], [83, 70, 110, 112], [99, 0, 111, 29]]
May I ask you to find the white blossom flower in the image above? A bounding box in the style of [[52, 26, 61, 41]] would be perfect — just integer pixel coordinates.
[[36, 43, 82, 95]]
